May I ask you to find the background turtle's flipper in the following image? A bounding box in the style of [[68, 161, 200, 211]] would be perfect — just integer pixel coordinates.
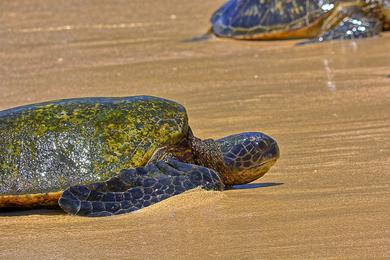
[[298, 2, 382, 45], [297, 14, 382, 45], [317, 14, 382, 42], [59, 159, 224, 217]]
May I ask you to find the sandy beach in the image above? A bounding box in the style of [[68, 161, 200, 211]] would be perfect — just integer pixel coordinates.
[[1, 0, 390, 259]]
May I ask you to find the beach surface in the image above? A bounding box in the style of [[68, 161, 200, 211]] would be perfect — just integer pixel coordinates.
[[1, 0, 389, 259]]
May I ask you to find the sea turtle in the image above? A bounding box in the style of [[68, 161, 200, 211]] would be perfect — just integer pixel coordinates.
[[0, 96, 279, 217], [207, 0, 390, 42]]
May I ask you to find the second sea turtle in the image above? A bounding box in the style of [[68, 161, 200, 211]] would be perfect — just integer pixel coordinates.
[[208, 0, 390, 42]]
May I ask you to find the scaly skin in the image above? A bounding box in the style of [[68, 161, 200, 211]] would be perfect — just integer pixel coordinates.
[[59, 159, 224, 217]]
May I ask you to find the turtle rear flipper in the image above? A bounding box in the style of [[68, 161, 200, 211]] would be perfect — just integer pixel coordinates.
[[59, 159, 224, 217]]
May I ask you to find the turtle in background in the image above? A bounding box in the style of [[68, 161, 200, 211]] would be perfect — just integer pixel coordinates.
[[203, 0, 390, 43], [0, 96, 279, 217]]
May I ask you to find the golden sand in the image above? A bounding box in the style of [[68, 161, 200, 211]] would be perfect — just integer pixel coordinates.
[[1, 0, 389, 258]]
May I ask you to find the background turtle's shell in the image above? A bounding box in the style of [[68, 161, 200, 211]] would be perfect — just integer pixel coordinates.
[[0, 96, 188, 196], [211, 0, 336, 39], [384, 0, 390, 30]]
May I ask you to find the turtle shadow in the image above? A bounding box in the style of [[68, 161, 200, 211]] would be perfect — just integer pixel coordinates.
[[0, 208, 65, 217], [0, 183, 284, 216], [229, 182, 283, 190]]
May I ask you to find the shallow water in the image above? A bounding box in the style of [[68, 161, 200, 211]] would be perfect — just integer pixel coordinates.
[[1, 0, 390, 259]]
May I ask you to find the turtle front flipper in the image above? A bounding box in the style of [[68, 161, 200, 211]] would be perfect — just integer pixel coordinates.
[[300, 1, 383, 44], [59, 159, 224, 217], [317, 11, 382, 42]]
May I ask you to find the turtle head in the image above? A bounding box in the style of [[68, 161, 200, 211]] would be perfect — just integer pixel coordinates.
[[216, 132, 279, 186]]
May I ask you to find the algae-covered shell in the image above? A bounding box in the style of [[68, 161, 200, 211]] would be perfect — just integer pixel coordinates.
[[0, 96, 188, 197]]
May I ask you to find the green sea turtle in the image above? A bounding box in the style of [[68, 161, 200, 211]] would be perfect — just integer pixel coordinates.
[[206, 0, 390, 42], [0, 96, 279, 217]]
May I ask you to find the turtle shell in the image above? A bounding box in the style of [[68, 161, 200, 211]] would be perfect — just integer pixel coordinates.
[[0, 96, 188, 207], [211, 0, 337, 39]]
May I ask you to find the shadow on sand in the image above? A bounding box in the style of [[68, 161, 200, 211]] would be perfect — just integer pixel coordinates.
[[0, 208, 65, 217], [230, 182, 283, 190], [0, 183, 283, 216]]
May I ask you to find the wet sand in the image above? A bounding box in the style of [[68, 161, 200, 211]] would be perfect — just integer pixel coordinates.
[[1, 0, 390, 259]]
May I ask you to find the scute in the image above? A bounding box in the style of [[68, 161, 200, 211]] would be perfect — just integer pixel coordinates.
[[211, 0, 336, 38], [0, 96, 188, 198]]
